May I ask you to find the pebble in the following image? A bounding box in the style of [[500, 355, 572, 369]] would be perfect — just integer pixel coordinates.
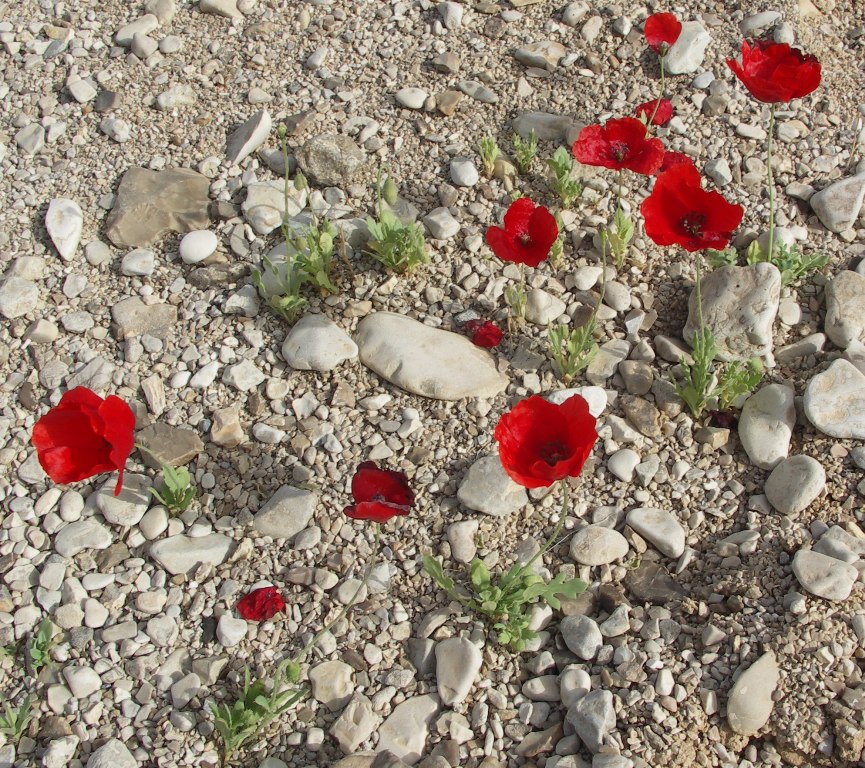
[[514, 41, 566, 70], [120, 248, 155, 276], [376, 694, 440, 764], [825, 270, 865, 348], [423, 207, 461, 239], [567, 689, 616, 753], [457, 455, 528, 517], [216, 614, 247, 647], [149, 533, 232, 575], [625, 508, 685, 558], [330, 694, 380, 753], [447, 520, 479, 563], [63, 665, 101, 698], [45, 198, 83, 260], [570, 526, 629, 566], [254, 485, 317, 539], [738, 384, 795, 470], [435, 637, 482, 706], [665, 22, 711, 74], [395, 88, 429, 110], [226, 109, 272, 165], [764, 455, 826, 515], [310, 660, 355, 711], [281, 313, 358, 371], [450, 157, 479, 187], [560, 615, 602, 660], [525, 289, 566, 325], [54, 520, 112, 557], [438, 1, 463, 29], [608, 448, 640, 483], [804, 359, 865, 438], [727, 650, 780, 736], [0, 277, 40, 319], [297, 134, 366, 186], [100, 117, 131, 143], [86, 739, 137, 768], [792, 550, 859, 601], [810, 174, 865, 233], [222, 359, 265, 391], [179, 230, 218, 264]]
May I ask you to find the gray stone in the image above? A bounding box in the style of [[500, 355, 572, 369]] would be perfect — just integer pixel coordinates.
[[86, 739, 136, 768], [562, 2, 589, 27], [607, 449, 640, 483], [376, 694, 439, 765], [356, 312, 508, 400], [625, 508, 685, 558], [226, 109, 272, 165], [423, 208, 460, 239], [105, 167, 210, 248], [665, 21, 711, 75], [297, 134, 366, 186], [683, 264, 780, 361], [825, 270, 865, 348], [114, 14, 158, 45], [64, 665, 101, 698], [222, 359, 265, 392], [457, 455, 528, 517], [512, 111, 572, 142], [309, 660, 355, 711], [330, 694, 381, 754], [569, 526, 629, 566], [254, 485, 317, 540], [149, 533, 232, 575], [0, 278, 39, 319], [792, 550, 858, 601], [15, 123, 45, 154], [738, 384, 796, 470], [438, 1, 463, 29], [120, 248, 155, 276], [46, 198, 83, 260], [514, 41, 566, 70], [764, 455, 825, 515], [281, 314, 358, 371], [111, 297, 177, 340], [242, 181, 306, 235], [525, 289, 566, 325], [55, 520, 112, 557], [96, 473, 151, 526], [43, 736, 79, 768], [727, 651, 779, 735], [200, 0, 242, 19], [810, 174, 865, 233], [457, 80, 498, 104], [566, 689, 616, 753], [135, 423, 204, 468], [395, 88, 428, 110], [155, 84, 197, 111], [446, 520, 479, 563], [560, 615, 602, 661], [435, 637, 482, 706], [450, 157, 478, 187], [216, 614, 246, 647], [804, 360, 865, 438], [586, 340, 630, 385], [100, 118, 131, 143]]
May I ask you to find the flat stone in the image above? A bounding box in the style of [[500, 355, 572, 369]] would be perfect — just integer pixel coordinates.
[[792, 550, 858, 601], [330, 694, 381, 754], [105, 167, 210, 248], [310, 660, 355, 711], [512, 111, 572, 142], [149, 533, 232, 575], [665, 21, 711, 75], [135, 423, 204, 468], [546, 387, 607, 417], [586, 339, 630, 385], [281, 314, 358, 371], [111, 297, 177, 340], [566, 690, 616, 753], [216, 614, 246, 647], [376, 694, 440, 765], [446, 520, 479, 563], [200, 0, 242, 19], [683, 264, 780, 361], [514, 40, 566, 70], [457, 80, 498, 104], [435, 637, 482, 706], [423, 207, 460, 239], [526, 289, 566, 325], [120, 248, 155, 276], [86, 739, 137, 768], [804, 359, 865, 438], [738, 384, 796, 470], [55, 520, 112, 557], [226, 109, 272, 165], [457, 455, 528, 517], [43, 736, 79, 768], [155, 84, 197, 111], [727, 651, 779, 736], [297, 134, 366, 187], [15, 123, 45, 154], [395, 87, 429, 110], [825, 270, 865, 348], [810, 174, 865, 233], [560, 615, 602, 661], [63, 666, 101, 698], [241, 181, 306, 235], [222, 359, 265, 391], [626, 508, 685, 558], [569, 526, 629, 566], [46, 199, 83, 260], [0, 277, 39, 319], [96, 473, 151, 526], [254, 485, 318, 540], [764, 455, 825, 515], [356, 312, 508, 400]]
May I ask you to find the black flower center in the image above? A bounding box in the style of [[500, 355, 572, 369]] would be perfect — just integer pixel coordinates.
[[610, 141, 629, 161], [539, 440, 569, 466], [681, 212, 706, 236]]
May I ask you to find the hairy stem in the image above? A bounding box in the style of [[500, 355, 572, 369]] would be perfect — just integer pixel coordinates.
[[766, 103, 776, 260], [647, 54, 667, 127]]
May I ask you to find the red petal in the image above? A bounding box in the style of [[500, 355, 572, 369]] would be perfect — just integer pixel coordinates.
[[644, 13, 682, 54], [486, 225, 520, 264], [237, 586, 286, 621], [502, 197, 536, 236], [350, 462, 415, 507]]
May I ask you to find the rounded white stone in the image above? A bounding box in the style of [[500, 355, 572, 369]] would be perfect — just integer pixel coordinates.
[[179, 230, 218, 264]]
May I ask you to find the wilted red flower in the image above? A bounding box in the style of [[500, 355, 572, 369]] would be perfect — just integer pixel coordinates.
[[32, 387, 135, 496], [572, 117, 665, 176], [344, 461, 414, 522], [726, 40, 821, 103], [636, 98, 673, 126], [464, 319, 503, 348], [644, 13, 681, 55], [485, 198, 558, 268], [641, 162, 744, 252], [494, 394, 598, 489], [658, 151, 695, 173], [236, 586, 286, 621]]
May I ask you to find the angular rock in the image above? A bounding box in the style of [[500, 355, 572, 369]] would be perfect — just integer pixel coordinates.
[[727, 651, 779, 736], [665, 21, 711, 74], [738, 384, 795, 470], [514, 40, 566, 70], [457, 455, 528, 517], [435, 637, 482, 706], [254, 485, 317, 540], [512, 111, 572, 142], [46, 199, 83, 260], [96, 473, 151, 526], [566, 689, 616, 753], [241, 181, 306, 236], [330, 694, 381, 754], [111, 297, 177, 340], [423, 207, 460, 239], [569, 526, 629, 566], [825, 270, 865, 348], [356, 312, 508, 400], [135, 423, 204, 468], [309, 660, 355, 711], [560, 615, 602, 661], [625, 508, 685, 558], [764, 455, 825, 515], [376, 694, 439, 765], [810, 174, 865, 233], [683, 263, 780, 361], [105, 167, 210, 248], [281, 314, 358, 371], [792, 550, 858, 601], [149, 533, 232, 575], [0, 277, 39, 319], [227, 109, 272, 165], [624, 562, 684, 604], [804, 359, 865, 438], [86, 738, 137, 768], [297, 134, 366, 186]]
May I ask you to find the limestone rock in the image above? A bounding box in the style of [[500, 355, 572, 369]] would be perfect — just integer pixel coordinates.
[[764, 455, 825, 515], [296, 134, 366, 186], [149, 533, 232, 575], [45, 198, 83, 260], [727, 652, 779, 735], [825, 270, 865, 348], [254, 485, 317, 540], [738, 384, 795, 470], [810, 174, 865, 233], [457, 455, 528, 517], [376, 694, 440, 765], [804, 359, 865, 438], [281, 314, 358, 371]]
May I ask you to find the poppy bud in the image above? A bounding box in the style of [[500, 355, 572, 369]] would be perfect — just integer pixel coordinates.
[[382, 177, 398, 206]]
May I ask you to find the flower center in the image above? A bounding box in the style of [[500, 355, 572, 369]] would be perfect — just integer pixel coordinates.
[[610, 141, 629, 161], [681, 212, 706, 236], [539, 440, 569, 466], [518, 232, 532, 246]]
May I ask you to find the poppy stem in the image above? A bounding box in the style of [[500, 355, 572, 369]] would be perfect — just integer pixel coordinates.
[[293, 523, 381, 664], [647, 54, 666, 127], [765, 104, 776, 260], [509, 484, 570, 583]]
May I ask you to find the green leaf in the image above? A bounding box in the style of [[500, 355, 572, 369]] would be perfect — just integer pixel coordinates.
[[469, 559, 491, 590]]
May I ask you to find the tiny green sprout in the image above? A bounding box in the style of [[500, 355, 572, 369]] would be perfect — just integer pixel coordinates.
[[0, 695, 33, 744], [546, 147, 582, 208], [512, 130, 538, 175], [606, 207, 635, 269], [548, 320, 599, 384], [366, 166, 428, 273], [150, 464, 197, 514], [479, 135, 501, 178], [504, 282, 527, 327], [27, 618, 55, 675]]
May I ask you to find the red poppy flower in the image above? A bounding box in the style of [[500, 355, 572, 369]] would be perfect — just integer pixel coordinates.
[[644, 13, 681, 56], [464, 319, 503, 348], [726, 40, 821, 103], [485, 198, 558, 268], [572, 117, 665, 176], [494, 394, 598, 489], [236, 586, 286, 622], [641, 162, 744, 252], [658, 151, 695, 173], [636, 98, 673, 126], [344, 461, 414, 522], [32, 387, 135, 496]]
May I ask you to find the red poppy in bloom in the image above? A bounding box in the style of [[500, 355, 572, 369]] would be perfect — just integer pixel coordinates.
[[635, 98, 673, 126], [494, 394, 598, 489], [572, 117, 665, 176], [726, 40, 821, 103], [644, 12, 681, 55], [464, 319, 503, 348], [32, 387, 135, 496], [485, 198, 558, 268], [641, 162, 744, 252], [344, 461, 415, 522], [236, 586, 286, 622], [658, 150, 695, 173]]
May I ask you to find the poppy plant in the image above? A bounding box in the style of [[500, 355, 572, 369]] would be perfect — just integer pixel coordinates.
[[644, 12, 681, 56], [494, 394, 598, 489], [636, 98, 673, 127], [236, 586, 286, 622], [485, 197, 558, 268], [726, 40, 821, 104], [32, 387, 135, 496], [641, 162, 744, 252], [658, 150, 695, 173], [464, 319, 503, 348], [344, 461, 414, 522], [572, 117, 665, 176]]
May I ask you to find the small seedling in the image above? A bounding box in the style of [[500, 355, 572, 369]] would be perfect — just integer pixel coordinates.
[[715, 358, 764, 412], [27, 618, 55, 675], [210, 661, 305, 768], [253, 252, 308, 324], [150, 464, 197, 514], [512, 130, 538, 175], [366, 167, 428, 273], [479, 135, 501, 177], [0, 695, 33, 744], [605, 207, 635, 269], [708, 241, 828, 287], [504, 282, 527, 328], [548, 320, 598, 383], [548, 212, 565, 270], [546, 147, 582, 208], [292, 218, 339, 294]]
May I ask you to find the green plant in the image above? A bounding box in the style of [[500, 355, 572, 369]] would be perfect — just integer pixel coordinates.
[[605, 207, 635, 269], [253, 251, 308, 323], [513, 130, 538, 175], [27, 618, 55, 675], [150, 464, 197, 514], [479, 135, 501, 177], [366, 167, 428, 273], [0, 644, 16, 661], [210, 661, 305, 768], [546, 147, 582, 208], [747, 240, 828, 286], [548, 320, 598, 383], [0, 695, 33, 744], [292, 218, 339, 293], [504, 282, 526, 327], [715, 358, 764, 412]]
